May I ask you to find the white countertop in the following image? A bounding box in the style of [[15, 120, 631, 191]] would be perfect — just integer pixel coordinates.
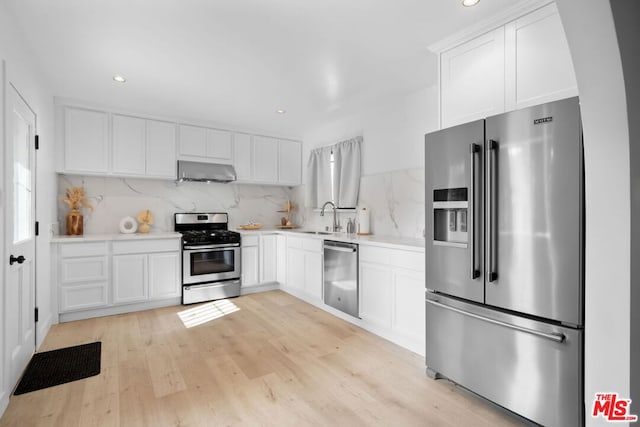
[[237, 228, 425, 252], [50, 232, 182, 243]]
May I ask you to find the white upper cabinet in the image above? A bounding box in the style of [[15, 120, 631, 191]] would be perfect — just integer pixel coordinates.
[[233, 132, 253, 181], [63, 107, 109, 174], [278, 139, 302, 185], [437, 3, 577, 129], [441, 27, 505, 129], [112, 115, 146, 176], [146, 119, 177, 179], [504, 3, 577, 111], [57, 101, 298, 185], [253, 136, 279, 183], [178, 125, 232, 164], [112, 115, 177, 179]]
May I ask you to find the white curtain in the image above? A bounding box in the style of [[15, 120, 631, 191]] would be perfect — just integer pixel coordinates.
[[306, 136, 362, 208], [334, 136, 362, 208]]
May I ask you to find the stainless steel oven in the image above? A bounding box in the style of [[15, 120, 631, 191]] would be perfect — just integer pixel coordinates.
[[183, 243, 240, 285], [175, 212, 242, 304]]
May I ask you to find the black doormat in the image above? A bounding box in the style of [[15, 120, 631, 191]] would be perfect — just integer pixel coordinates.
[[13, 342, 101, 395]]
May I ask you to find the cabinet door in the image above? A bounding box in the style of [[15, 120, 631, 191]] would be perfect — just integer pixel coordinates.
[[359, 262, 392, 327], [64, 107, 109, 173], [148, 252, 180, 299], [276, 235, 287, 284], [233, 133, 253, 181], [304, 252, 323, 301], [278, 140, 302, 185], [112, 114, 146, 176], [59, 284, 108, 312], [286, 248, 305, 290], [392, 268, 426, 343], [441, 27, 505, 128], [252, 136, 279, 183], [146, 120, 177, 178], [113, 254, 148, 304], [241, 245, 260, 287], [504, 3, 577, 110], [260, 235, 278, 283], [178, 125, 207, 158], [206, 129, 233, 164]]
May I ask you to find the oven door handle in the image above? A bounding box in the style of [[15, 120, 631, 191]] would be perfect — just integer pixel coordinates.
[[184, 244, 240, 250]]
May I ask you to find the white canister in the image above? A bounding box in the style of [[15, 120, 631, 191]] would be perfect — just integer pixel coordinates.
[[357, 207, 370, 234]]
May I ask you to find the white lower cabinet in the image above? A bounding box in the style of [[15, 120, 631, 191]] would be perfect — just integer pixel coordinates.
[[359, 245, 425, 354], [241, 236, 260, 288], [260, 234, 278, 283], [58, 242, 109, 312], [55, 237, 180, 319], [285, 236, 323, 302]]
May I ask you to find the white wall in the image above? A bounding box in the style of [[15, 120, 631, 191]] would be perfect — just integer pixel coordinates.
[[0, 1, 56, 414], [555, 1, 631, 425], [302, 85, 439, 176]]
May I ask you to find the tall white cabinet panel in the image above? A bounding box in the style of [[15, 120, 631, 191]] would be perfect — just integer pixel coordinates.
[[276, 235, 287, 284], [148, 252, 180, 299], [178, 125, 207, 157], [260, 235, 278, 283], [253, 136, 279, 183], [63, 107, 109, 173], [278, 140, 302, 185], [304, 252, 323, 301], [113, 254, 148, 304], [112, 115, 146, 176], [206, 128, 233, 163], [233, 133, 253, 181], [241, 245, 260, 288], [392, 268, 425, 343], [504, 3, 577, 110], [286, 248, 305, 291], [440, 27, 505, 128], [146, 120, 177, 178], [359, 262, 393, 328]]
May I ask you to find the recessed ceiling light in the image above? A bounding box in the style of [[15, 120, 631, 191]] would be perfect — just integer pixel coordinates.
[[276, 109, 286, 114], [112, 75, 127, 83], [462, 0, 480, 6]]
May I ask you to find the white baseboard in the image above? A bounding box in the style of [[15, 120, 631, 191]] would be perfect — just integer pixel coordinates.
[[59, 298, 181, 323], [240, 282, 279, 295], [0, 391, 8, 420], [36, 313, 53, 349]]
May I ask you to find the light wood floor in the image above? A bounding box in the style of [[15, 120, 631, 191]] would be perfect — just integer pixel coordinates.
[[0, 291, 522, 426]]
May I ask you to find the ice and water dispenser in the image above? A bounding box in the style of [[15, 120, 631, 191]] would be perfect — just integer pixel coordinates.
[[433, 188, 468, 247]]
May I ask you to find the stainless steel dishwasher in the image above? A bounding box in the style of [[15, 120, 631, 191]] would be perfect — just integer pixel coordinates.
[[323, 240, 359, 318]]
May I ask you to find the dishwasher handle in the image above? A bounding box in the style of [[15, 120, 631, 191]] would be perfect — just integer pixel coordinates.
[[323, 244, 357, 253]]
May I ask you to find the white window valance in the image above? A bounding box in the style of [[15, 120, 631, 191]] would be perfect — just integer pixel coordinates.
[[306, 136, 362, 208]]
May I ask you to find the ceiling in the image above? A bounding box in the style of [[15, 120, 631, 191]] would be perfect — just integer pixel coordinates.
[[6, 0, 526, 137]]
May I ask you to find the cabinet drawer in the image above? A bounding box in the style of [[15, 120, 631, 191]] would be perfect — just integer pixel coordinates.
[[390, 250, 424, 272], [241, 235, 259, 247], [112, 238, 179, 254], [61, 256, 108, 283], [287, 236, 303, 249], [59, 283, 108, 312], [303, 238, 323, 253], [60, 242, 107, 258], [359, 245, 390, 264]]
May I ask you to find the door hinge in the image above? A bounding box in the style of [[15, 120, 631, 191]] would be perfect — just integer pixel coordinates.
[[34, 307, 39, 323], [35, 134, 39, 150], [35, 221, 39, 236]]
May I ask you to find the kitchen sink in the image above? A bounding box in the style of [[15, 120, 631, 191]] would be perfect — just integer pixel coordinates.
[[299, 231, 333, 235]]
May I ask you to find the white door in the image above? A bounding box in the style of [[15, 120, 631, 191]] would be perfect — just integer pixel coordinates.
[[5, 85, 37, 389]]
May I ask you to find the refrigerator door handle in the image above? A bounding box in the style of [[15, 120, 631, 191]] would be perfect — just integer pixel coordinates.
[[487, 139, 498, 282], [469, 143, 481, 279], [425, 298, 566, 343]]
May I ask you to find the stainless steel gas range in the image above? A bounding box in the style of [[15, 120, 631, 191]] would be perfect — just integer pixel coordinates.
[[174, 213, 241, 304]]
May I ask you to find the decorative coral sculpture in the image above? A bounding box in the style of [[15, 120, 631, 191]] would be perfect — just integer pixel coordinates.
[[137, 209, 154, 233]]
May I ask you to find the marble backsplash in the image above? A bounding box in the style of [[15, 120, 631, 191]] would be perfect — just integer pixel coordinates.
[[291, 167, 425, 238], [57, 175, 295, 234], [58, 168, 424, 238]]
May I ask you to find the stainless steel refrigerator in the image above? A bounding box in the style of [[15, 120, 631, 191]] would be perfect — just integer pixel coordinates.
[[424, 97, 584, 427]]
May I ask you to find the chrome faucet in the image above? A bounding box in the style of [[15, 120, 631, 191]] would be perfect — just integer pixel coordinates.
[[320, 201, 340, 232]]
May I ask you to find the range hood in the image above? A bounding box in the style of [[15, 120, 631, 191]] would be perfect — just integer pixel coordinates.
[[177, 160, 237, 183]]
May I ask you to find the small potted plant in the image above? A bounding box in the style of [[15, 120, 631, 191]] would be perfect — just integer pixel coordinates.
[[61, 187, 93, 235]]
